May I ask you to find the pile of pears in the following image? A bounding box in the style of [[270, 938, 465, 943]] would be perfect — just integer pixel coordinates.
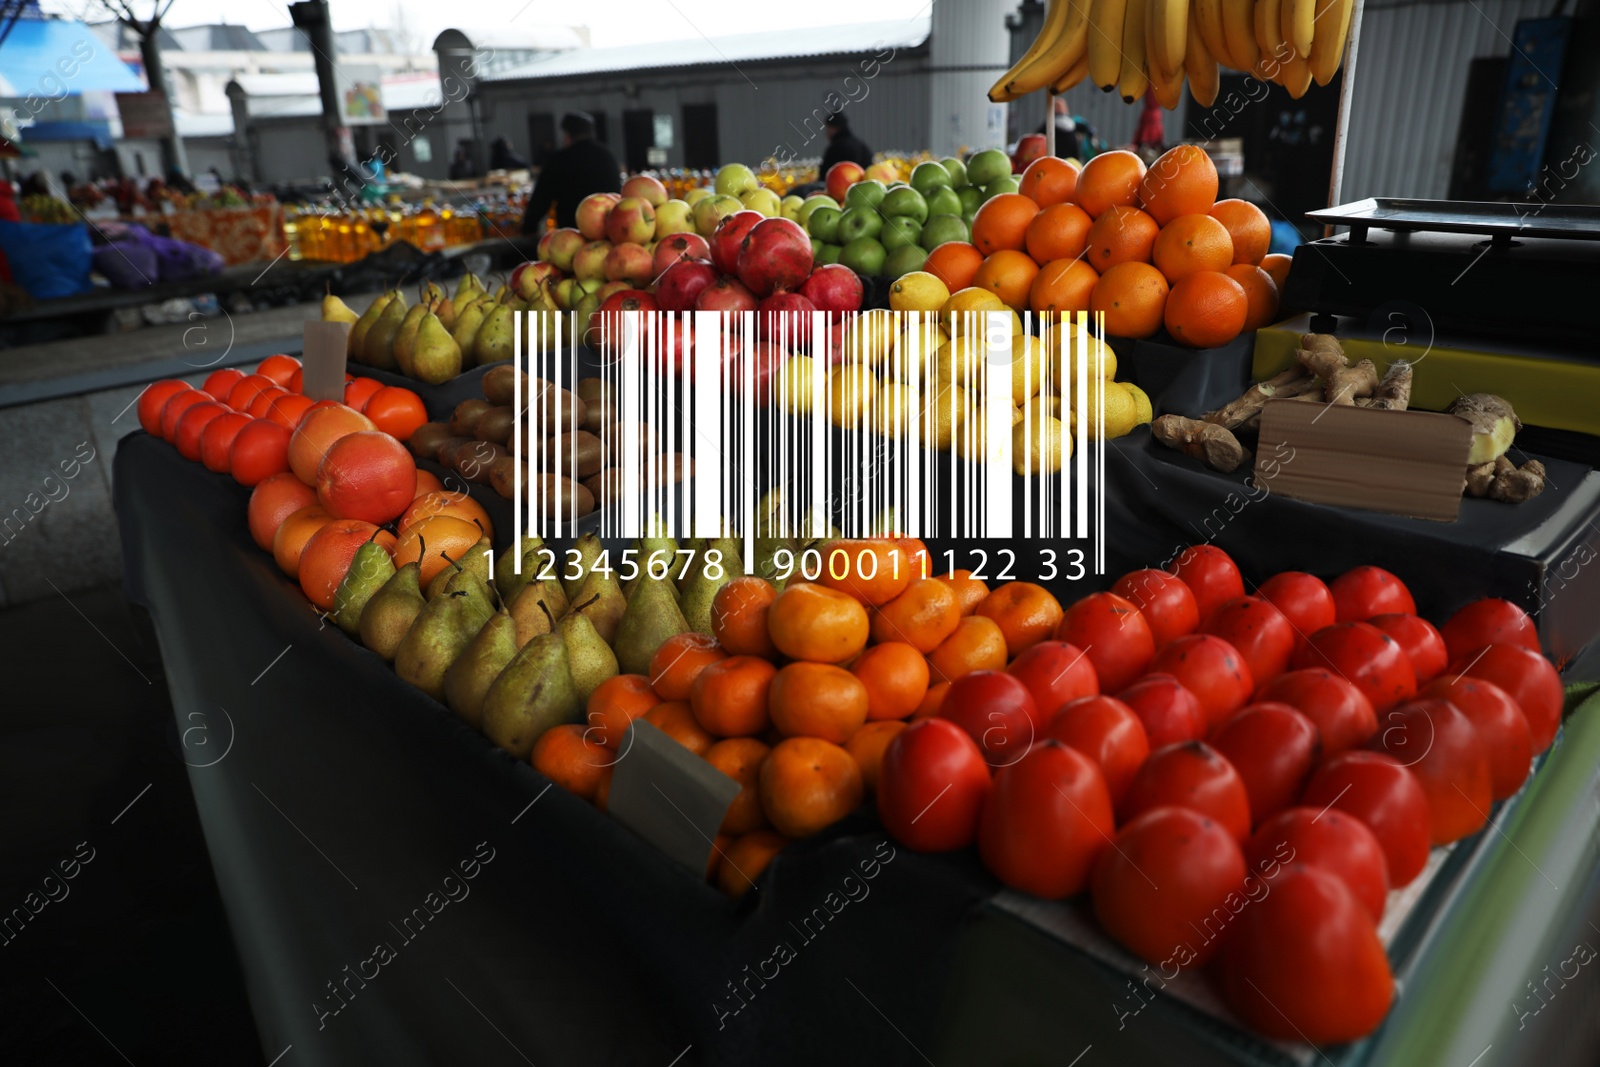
[[325, 272, 528, 386], [328, 525, 748, 762]]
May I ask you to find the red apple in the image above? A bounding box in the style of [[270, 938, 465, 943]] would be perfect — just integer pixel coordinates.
[[621, 174, 668, 207], [605, 196, 657, 245], [656, 258, 718, 312], [540, 228, 585, 272], [574, 193, 619, 241], [604, 242, 654, 286], [694, 276, 757, 316], [594, 280, 632, 305], [738, 217, 813, 296], [826, 161, 865, 202], [757, 290, 817, 344], [594, 289, 659, 355], [799, 263, 864, 314], [651, 232, 712, 278], [572, 239, 612, 283], [513, 260, 562, 300], [1012, 133, 1047, 174], [711, 210, 765, 276]]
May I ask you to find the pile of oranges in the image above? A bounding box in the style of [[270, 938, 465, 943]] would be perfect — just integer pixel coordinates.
[[526, 537, 1062, 898], [922, 146, 1292, 348]]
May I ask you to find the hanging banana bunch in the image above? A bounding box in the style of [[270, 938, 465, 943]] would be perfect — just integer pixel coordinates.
[[987, 0, 1353, 109]]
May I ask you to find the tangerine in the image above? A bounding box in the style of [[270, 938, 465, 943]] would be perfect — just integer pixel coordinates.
[[769, 662, 869, 743], [530, 724, 609, 801], [871, 578, 961, 652], [816, 539, 911, 606], [706, 737, 772, 835], [649, 632, 727, 701], [927, 615, 1009, 683], [937, 569, 991, 615], [645, 700, 716, 755], [716, 830, 789, 899], [712, 576, 780, 657], [767, 583, 870, 663], [585, 674, 660, 750], [851, 641, 931, 720], [975, 582, 1065, 656], [759, 737, 864, 838], [912, 680, 951, 720], [690, 655, 778, 737], [846, 720, 908, 793]]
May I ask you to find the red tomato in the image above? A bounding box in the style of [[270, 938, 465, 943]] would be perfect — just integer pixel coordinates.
[[226, 373, 279, 412], [1254, 668, 1378, 757], [1372, 698, 1492, 844], [939, 670, 1039, 768], [158, 389, 213, 442], [977, 740, 1114, 898], [229, 419, 293, 487], [1292, 622, 1416, 712], [1046, 695, 1150, 806], [1149, 634, 1254, 729], [1302, 751, 1431, 887], [1111, 569, 1200, 648], [137, 379, 192, 436], [247, 386, 289, 420], [1216, 865, 1394, 1045], [1257, 571, 1336, 655], [202, 367, 246, 399], [1006, 641, 1099, 718], [197, 411, 253, 473], [1120, 741, 1251, 841], [1421, 677, 1532, 800], [1451, 644, 1562, 754], [1116, 674, 1206, 748], [1202, 595, 1295, 690], [1210, 703, 1321, 826], [1330, 565, 1416, 622], [1246, 807, 1389, 921], [1090, 807, 1247, 969], [172, 401, 230, 462], [877, 719, 992, 852], [1370, 613, 1447, 684], [1055, 592, 1154, 692], [1440, 599, 1540, 660], [1167, 545, 1245, 624]]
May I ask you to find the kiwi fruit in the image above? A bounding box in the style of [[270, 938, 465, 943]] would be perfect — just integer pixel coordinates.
[[408, 422, 453, 460], [474, 405, 515, 445], [449, 399, 493, 437], [481, 364, 525, 406]]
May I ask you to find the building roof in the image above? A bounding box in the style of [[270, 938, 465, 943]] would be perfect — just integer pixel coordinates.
[[487, 15, 929, 82], [168, 23, 267, 52]]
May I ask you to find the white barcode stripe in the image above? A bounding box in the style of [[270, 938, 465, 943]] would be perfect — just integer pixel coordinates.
[[692, 311, 719, 537], [810, 314, 826, 541], [620, 314, 641, 540], [985, 310, 1013, 538]]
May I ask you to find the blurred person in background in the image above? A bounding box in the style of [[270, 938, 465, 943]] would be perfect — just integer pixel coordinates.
[[491, 136, 527, 171], [820, 112, 873, 172], [520, 111, 620, 236]]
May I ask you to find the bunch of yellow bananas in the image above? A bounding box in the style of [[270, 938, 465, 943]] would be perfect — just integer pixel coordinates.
[[988, 0, 1353, 107]]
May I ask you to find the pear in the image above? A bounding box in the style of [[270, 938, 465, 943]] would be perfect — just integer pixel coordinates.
[[332, 534, 395, 636], [613, 567, 690, 675], [751, 536, 796, 588], [572, 568, 627, 645], [680, 538, 744, 635], [425, 543, 492, 600], [559, 607, 619, 702], [493, 283, 511, 304], [322, 288, 360, 326], [434, 295, 457, 331], [454, 272, 484, 304], [474, 303, 514, 367], [509, 579, 569, 647], [348, 290, 394, 362], [395, 570, 494, 699], [481, 629, 582, 759], [363, 291, 408, 370], [412, 310, 464, 385], [451, 302, 486, 357], [359, 559, 425, 661], [444, 610, 520, 730], [562, 531, 605, 598], [392, 300, 431, 377], [494, 535, 547, 605], [421, 280, 447, 306]]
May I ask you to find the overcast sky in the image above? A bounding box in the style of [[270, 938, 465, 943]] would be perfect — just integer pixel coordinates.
[[63, 0, 930, 50]]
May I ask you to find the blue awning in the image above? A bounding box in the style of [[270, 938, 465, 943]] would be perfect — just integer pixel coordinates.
[[0, 18, 144, 96], [23, 119, 112, 147]]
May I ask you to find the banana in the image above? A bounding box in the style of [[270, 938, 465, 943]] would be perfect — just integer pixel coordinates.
[[1184, 12, 1220, 106], [1282, 0, 1315, 57], [1309, 0, 1354, 84], [1087, 0, 1131, 91], [1050, 51, 1092, 93], [1280, 50, 1314, 97], [1118, 0, 1150, 102], [1002, 0, 1094, 100], [1221, 0, 1260, 71], [1147, 14, 1187, 110], [989, 0, 1073, 101], [1255, 0, 1286, 58], [1148, 0, 1188, 78], [1192, 0, 1233, 71]]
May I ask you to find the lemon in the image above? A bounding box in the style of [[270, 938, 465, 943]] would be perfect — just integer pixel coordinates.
[[1021, 391, 1061, 425], [941, 286, 1006, 317], [777, 354, 819, 414], [873, 381, 917, 438], [1123, 381, 1154, 425], [828, 363, 877, 428], [1044, 322, 1117, 387], [1014, 415, 1068, 475], [1083, 380, 1139, 440], [1012, 405, 1024, 425], [890, 320, 948, 382], [1011, 334, 1044, 399], [841, 309, 900, 367], [889, 271, 951, 314], [922, 384, 973, 451]]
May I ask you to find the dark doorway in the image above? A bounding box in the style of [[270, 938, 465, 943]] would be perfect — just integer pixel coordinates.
[[1450, 57, 1509, 201], [592, 111, 610, 148], [682, 103, 719, 170], [622, 108, 654, 173], [526, 112, 556, 170]]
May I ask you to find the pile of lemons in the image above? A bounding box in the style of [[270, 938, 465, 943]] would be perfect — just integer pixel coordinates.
[[776, 271, 1153, 474]]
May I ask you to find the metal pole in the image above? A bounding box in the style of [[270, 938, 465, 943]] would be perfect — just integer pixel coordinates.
[[138, 28, 188, 176], [290, 0, 354, 171], [1325, 0, 1365, 229], [1045, 91, 1057, 157]]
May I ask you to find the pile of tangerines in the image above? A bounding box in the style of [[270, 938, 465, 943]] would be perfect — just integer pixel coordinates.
[[922, 146, 1290, 348]]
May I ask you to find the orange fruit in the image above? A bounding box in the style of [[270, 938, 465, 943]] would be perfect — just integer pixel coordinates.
[[816, 539, 911, 607], [927, 615, 1009, 684], [248, 471, 319, 551], [1165, 270, 1249, 348], [975, 582, 1064, 656], [1085, 206, 1160, 272], [708, 831, 733, 878], [585, 674, 660, 749], [1261, 252, 1293, 292], [711, 576, 779, 657], [706, 737, 772, 836], [925, 241, 985, 294], [851, 641, 931, 720], [266, 392, 316, 430], [1020, 156, 1080, 208], [255, 354, 302, 387], [912, 680, 951, 721], [1025, 203, 1093, 264], [716, 830, 789, 899], [1210, 199, 1271, 265], [364, 387, 428, 442], [400, 490, 494, 540], [645, 700, 715, 755], [226, 374, 278, 413], [159, 389, 212, 442], [768, 662, 869, 743], [895, 537, 932, 576], [247, 387, 289, 420], [971, 249, 1040, 313], [1138, 144, 1219, 226], [767, 583, 870, 663], [971, 193, 1041, 255], [530, 724, 609, 801], [846, 720, 908, 793], [1225, 264, 1281, 331], [1090, 262, 1170, 339], [413, 469, 447, 497], [690, 655, 777, 737], [199, 411, 253, 473], [230, 419, 293, 486], [871, 578, 961, 653], [138, 380, 191, 436], [649, 632, 727, 701], [287, 403, 375, 485], [271, 504, 333, 579], [1152, 214, 1235, 283], [937, 569, 990, 616], [343, 377, 385, 412], [1030, 259, 1100, 315], [392, 514, 487, 586], [315, 431, 417, 525], [759, 737, 864, 838], [298, 519, 396, 611], [1076, 150, 1146, 218]]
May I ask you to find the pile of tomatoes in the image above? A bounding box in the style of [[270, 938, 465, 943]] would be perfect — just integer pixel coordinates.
[[877, 544, 1563, 1045]]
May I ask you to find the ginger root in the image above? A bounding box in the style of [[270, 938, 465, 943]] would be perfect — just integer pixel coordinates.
[[1368, 361, 1413, 411], [1448, 393, 1521, 465], [1296, 343, 1348, 380], [1152, 415, 1252, 473], [1325, 358, 1379, 406], [1465, 455, 1546, 503], [1299, 333, 1345, 366], [1203, 368, 1318, 430]]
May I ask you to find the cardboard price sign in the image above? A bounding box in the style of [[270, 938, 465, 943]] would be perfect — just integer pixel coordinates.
[[607, 720, 740, 876], [301, 320, 351, 401]]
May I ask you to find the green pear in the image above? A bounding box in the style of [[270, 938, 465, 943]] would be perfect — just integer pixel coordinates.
[[680, 538, 744, 635], [451, 302, 486, 357], [434, 295, 457, 330], [509, 579, 569, 647], [559, 608, 618, 702], [359, 559, 425, 661], [332, 535, 395, 636], [444, 610, 520, 731], [751, 536, 797, 588], [412, 310, 464, 386], [494, 536, 547, 606], [562, 531, 605, 598], [322, 289, 360, 326], [395, 571, 494, 699], [573, 568, 627, 645], [493, 283, 511, 303], [363, 291, 408, 370], [474, 303, 514, 367], [481, 630, 582, 759], [392, 300, 430, 377], [454, 272, 484, 303], [613, 567, 690, 675], [421, 280, 447, 306], [425, 542, 492, 600], [348, 290, 394, 362]]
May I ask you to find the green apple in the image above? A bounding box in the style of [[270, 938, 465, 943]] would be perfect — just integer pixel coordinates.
[[740, 186, 783, 217], [780, 195, 805, 221], [843, 179, 888, 212], [654, 199, 694, 237], [920, 214, 970, 250], [940, 156, 969, 189], [966, 148, 1012, 188], [692, 193, 743, 237], [684, 187, 713, 206], [810, 237, 826, 259], [714, 163, 759, 197], [797, 194, 839, 230], [984, 175, 1022, 199], [807, 205, 843, 243], [881, 215, 923, 252], [885, 244, 929, 278], [881, 186, 929, 225], [815, 243, 842, 265], [911, 161, 953, 197], [925, 186, 963, 218], [838, 205, 884, 243], [958, 185, 983, 214], [839, 236, 887, 276]]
